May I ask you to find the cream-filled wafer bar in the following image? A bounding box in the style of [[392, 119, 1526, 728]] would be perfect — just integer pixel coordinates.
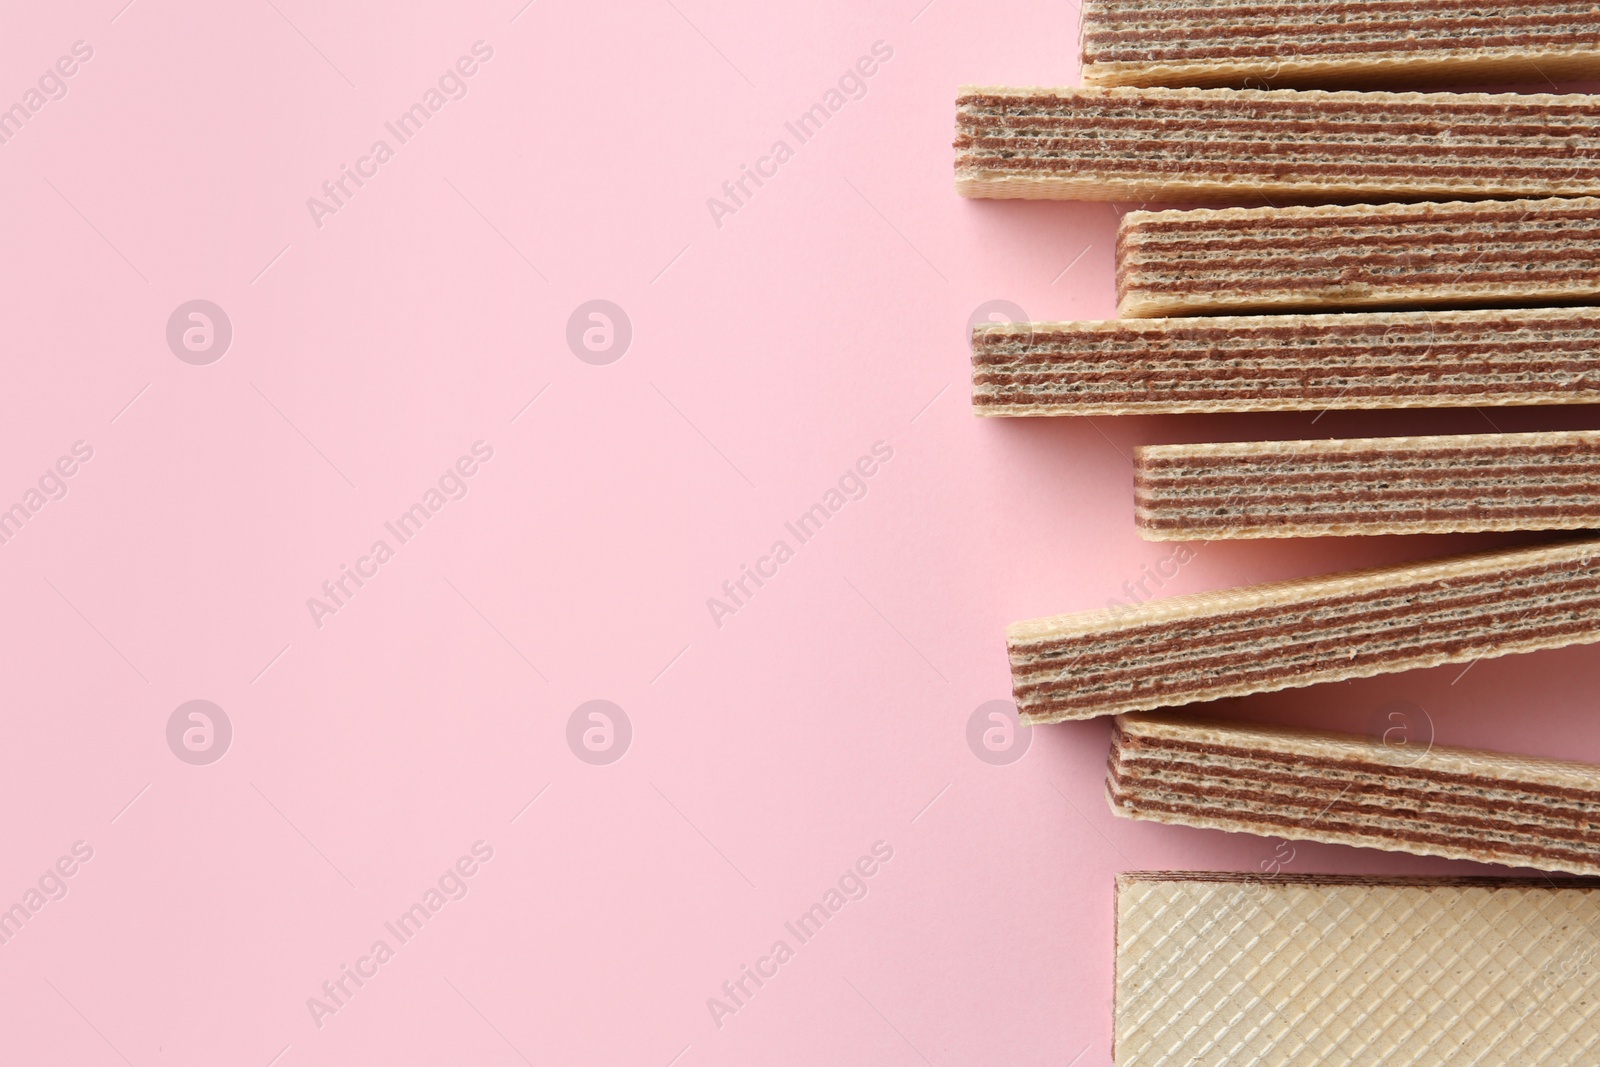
[[1136, 430, 1600, 539], [1108, 712, 1600, 874], [1008, 538, 1600, 723], [955, 87, 1600, 202], [1080, 0, 1600, 89], [1116, 872, 1600, 1067], [1117, 196, 1600, 317], [972, 308, 1600, 416]]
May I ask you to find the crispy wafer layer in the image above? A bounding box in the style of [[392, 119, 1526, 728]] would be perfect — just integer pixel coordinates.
[[1108, 712, 1600, 874], [1136, 430, 1600, 538], [1116, 872, 1600, 1066], [971, 307, 1600, 415], [1117, 196, 1600, 317], [955, 87, 1600, 202], [1080, 0, 1600, 89], [1007, 538, 1600, 723]]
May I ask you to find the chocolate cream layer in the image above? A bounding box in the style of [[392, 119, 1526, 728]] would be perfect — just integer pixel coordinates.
[[1081, 0, 1600, 88], [972, 307, 1600, 415], [1108, 713, 1600, 874], [1136, 430, 1600, 538], [956, 87, 1600, 202], [1008, 539, 1600, 723], [1117, 196, 1600, 316]]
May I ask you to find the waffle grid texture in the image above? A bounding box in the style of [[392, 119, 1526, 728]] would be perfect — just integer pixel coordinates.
[[1117, 874, 1600, 1066]]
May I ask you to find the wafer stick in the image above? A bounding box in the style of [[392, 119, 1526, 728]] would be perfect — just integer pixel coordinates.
[[1080, 0, 1600, 89], [1108, 712, 1600, 874], [1116, 872, 1600, 1067], [955, 87, 1600, 202], [972, 307, 1600, 416], [1116, 196, 1600, 317], [1135, 430, 1600, 539], [1008, 538, 1600, 723]]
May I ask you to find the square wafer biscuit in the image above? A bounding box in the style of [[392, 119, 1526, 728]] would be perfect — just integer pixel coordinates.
[[956, 87, 1600, 202], [1080, 0, 1600, 89], [971, 308, 1600, 416], [1116, 872, 1600, 1066], [1008, 538, 1600, 723], [1117, 197, 1600, 317], [1109, 712, 1600, 874], [1135, 430, 1600, 539]]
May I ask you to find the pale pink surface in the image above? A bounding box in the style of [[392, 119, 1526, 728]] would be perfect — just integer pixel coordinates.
[[4, 2, 1600, 1065]]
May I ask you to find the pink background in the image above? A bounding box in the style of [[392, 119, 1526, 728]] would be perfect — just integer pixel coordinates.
[[4, 2, 1600, 1064]]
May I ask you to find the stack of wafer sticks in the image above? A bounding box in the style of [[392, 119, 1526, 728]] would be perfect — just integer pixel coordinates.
[[962, 4, 1600, 1062]]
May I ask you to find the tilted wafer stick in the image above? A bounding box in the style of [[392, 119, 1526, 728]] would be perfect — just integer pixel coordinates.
[[1116, 872, 1600, 1067], [1117, 196, 1600, 317], [1008, 538, 1600, 723], [1080, 0, 1600, 89], [954, 87, 1600, 202], [1136, 430, 1600, 539], [1108, 712, 1600, 874], [971, 307, 1600, 416]]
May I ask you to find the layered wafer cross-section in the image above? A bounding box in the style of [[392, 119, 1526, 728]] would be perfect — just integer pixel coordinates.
[[1117, 872, 1600, 1066], [955, 87, 1600, 202], [1136, 430, 1600, 539], [1008, 538, 1600, 723], [1080, 0, 1600, 89], [1109, 712, 1600, 874], [971, 307, 1600, 416], [1117, 196, 1600, 317]]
